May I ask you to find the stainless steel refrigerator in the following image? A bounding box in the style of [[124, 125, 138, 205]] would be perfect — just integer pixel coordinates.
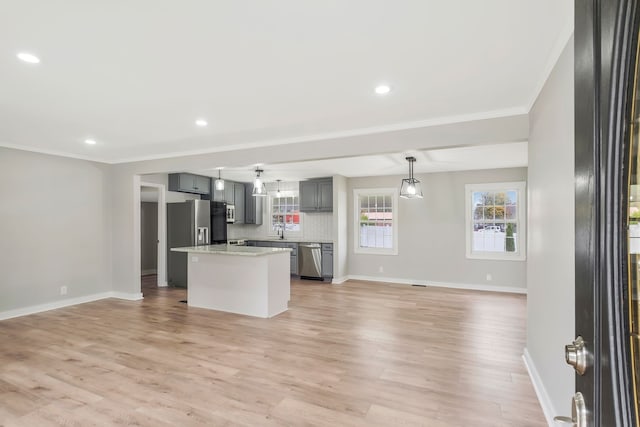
[[167, 200, 210, 288]]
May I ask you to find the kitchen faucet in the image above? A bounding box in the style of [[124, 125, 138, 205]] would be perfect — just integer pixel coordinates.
[[279, 223, 285, 240]]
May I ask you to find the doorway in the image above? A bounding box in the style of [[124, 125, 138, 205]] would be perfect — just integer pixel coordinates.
[[138, 182, 167, 292]]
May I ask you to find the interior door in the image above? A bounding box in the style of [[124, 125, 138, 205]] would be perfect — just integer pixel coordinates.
[[572, 1, 638, 425]]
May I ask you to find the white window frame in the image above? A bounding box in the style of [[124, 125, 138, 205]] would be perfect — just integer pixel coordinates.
[[353, 188, 399, 256], [267, 190, 303, 238], [465, 181, 526, 261]]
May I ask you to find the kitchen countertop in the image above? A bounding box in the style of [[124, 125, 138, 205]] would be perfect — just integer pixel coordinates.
[[238, 238, 334, 244], [171, 244, 292, 256]]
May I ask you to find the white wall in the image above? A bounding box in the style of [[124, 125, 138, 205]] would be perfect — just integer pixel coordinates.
[[347, 168, 527, 290], [525, 36, 575, 423], [0, 148, 113, 313]]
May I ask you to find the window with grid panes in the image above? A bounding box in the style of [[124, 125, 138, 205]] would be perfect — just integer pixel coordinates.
[[354, 188, 398, 255], [270, 192, 301, 233], [465, 182, 526, 261]]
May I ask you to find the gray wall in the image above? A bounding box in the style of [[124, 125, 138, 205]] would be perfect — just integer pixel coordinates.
[[332, 175, 348, 282], [140, 202, 158, 273], [0, 147, 113, 312], [347, 168, 527, 290], [526, 36, 574, 419]]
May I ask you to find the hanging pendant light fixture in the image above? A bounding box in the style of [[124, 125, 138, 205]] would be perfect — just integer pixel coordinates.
[[214, 168, 225, 191], [252, 168, 267, 197], [400, 156, 423, 199], [275, 179, 282, 198]]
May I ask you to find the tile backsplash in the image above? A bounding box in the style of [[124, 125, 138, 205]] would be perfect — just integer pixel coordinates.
[[228, 211, 333, 241]]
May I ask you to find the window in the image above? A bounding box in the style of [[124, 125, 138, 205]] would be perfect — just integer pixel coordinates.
[[269, 191, 301, 235], [354, 188, 398, 255], [465, 181, 526, 261]]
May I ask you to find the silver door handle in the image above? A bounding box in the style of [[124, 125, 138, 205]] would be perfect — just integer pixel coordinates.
[[553, 392, 587, 426], [565, 336, 588, 375]]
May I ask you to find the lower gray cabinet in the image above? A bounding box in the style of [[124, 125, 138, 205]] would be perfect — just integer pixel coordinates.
[[321, 243, 333, 279]]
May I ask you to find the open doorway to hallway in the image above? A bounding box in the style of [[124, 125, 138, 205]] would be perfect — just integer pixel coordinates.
[[139, 182, 167, 295]]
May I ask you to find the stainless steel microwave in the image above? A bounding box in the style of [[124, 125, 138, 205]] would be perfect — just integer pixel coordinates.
[[226, 204, 235, 223]]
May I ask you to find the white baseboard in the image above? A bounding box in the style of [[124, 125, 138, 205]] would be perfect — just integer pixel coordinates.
[[523, 348, 556, 426], [110, 291, 144, 301], [345, 275, 527, 294], [331, 276, 349, 285], [141, 269, 157, 276], [0, 291, 144, 321]]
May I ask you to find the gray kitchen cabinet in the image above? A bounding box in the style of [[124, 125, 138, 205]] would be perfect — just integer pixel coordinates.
[[213, 181, 235, 203], [224, 184, 235, 205], [299, 178, 333, 212], [168, 173, 211, 195], [256, 241, 272, 248], [233, 182, 245, 224], [321, 243, 333, 279], [244, 183, 263, 225]]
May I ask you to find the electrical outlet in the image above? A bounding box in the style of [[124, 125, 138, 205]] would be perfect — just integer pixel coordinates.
[[486, 274, 492, 281], [60, 286, 68, 295], [192, 256, 199, 263], [379, 266, 384, 273]]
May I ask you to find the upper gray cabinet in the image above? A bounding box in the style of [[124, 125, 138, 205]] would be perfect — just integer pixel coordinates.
[[212, 182, 235, 204], [299, 178, 333, 212], [244, 183, 263, 225], [234, 182, 245, 224], [168, 173, 211, 195]]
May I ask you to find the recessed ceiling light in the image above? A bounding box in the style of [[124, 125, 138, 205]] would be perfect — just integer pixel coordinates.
[[375, 85, 391, 95], [17, 52, 40, 64], [84, 139, 97, 145], [195, 119, 208, 127]]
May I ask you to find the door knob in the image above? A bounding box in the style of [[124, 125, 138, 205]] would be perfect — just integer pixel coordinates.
[[553, 392, 587, 426], [565, 336, 588, 375]]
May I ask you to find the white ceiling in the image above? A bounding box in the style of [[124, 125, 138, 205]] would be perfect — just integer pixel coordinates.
[[0, 1, 572, 165]]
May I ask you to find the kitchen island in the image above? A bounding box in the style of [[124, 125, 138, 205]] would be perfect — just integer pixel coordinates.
[[171, 244, 292, 318]]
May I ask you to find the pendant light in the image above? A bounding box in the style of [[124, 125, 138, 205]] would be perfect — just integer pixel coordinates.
[[214, 168, 225, 191], [276, 179, 282, 198], [400, 156, 423, 199], [252, 168, 267, 197]]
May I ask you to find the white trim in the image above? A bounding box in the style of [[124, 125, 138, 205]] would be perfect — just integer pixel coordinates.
[[346, 275, 527, 294], [523, 348, 557, 427], [331, 276, 349, 285], [465, 181, 527, 261], [111, 292, 144, 301], [353, 188, 399, 256], [0, 292, 144, 321]]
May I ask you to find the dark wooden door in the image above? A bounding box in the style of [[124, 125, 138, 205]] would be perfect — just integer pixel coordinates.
[[574, 0, 639, 425]]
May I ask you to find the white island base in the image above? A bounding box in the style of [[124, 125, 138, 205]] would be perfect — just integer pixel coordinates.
[[174, 245, 291, 318]]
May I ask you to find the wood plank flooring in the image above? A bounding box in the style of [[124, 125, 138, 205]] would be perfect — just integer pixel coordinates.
[[0, 277, 546, 426]]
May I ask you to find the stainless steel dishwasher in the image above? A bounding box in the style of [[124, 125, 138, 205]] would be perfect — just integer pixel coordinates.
[[299, 243, 323, 280]]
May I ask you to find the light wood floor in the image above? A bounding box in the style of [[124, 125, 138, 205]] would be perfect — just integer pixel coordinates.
[[0, 277, 545, 426]]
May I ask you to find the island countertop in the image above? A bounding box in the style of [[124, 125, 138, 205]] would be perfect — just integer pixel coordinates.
[[171, 244, 292, 257]]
